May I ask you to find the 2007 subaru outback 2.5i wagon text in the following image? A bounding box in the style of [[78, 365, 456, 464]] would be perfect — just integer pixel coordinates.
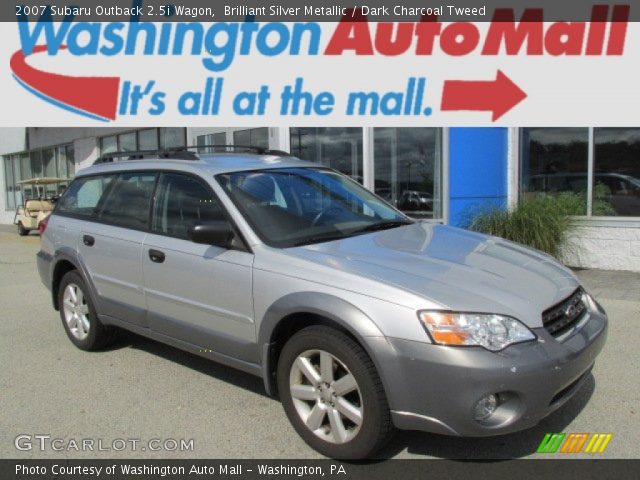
[[37, 148, 608, 459]]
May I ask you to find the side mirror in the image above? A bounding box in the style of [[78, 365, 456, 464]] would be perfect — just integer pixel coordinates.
[[187, 221, 234, 248]]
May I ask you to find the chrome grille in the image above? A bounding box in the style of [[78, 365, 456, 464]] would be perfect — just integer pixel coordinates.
[[542, 288, 587, 338]]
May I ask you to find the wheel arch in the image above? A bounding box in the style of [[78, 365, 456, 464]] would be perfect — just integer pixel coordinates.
[[258, 292, 394, 399], [50, 249, 97, 312]]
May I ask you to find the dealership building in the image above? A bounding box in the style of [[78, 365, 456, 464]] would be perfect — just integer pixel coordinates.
[[1, 127, 638, 271]]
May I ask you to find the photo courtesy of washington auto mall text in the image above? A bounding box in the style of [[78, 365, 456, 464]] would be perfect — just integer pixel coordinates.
[[0, 0, 639, 479]]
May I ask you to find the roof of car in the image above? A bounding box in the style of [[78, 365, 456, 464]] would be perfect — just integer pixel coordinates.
[[76, 152, 317, 178]]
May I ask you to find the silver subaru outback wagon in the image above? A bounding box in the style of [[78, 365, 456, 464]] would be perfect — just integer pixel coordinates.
[[37, 149, 607, 459]]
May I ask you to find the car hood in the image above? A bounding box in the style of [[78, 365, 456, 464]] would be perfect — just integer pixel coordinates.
[[289, 223, 579, 328]]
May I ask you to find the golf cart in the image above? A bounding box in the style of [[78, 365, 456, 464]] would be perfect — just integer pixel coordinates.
[[13, 177, 67, 236]]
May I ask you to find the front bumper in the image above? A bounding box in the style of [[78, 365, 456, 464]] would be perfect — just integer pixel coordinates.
[[370, 309, 607, 437]]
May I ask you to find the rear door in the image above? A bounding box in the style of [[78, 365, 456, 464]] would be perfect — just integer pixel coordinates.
[[77, 172, 156, 327], [141, 172, 256, 363]]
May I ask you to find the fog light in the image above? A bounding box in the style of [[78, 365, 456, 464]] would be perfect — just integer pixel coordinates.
[[473, 394, 498, 421]]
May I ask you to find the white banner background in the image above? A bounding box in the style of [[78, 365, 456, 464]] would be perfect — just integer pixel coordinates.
[[1, 21, 639, 126]]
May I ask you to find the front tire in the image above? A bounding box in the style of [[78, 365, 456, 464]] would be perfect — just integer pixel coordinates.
[[277, 326, 393, 459], [58, 271, 116, 351], [17, 222, 28, 236]]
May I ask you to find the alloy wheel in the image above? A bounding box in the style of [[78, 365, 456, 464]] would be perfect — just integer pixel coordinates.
[[289, 349, 363, 444], [62, 283, 91, 341]]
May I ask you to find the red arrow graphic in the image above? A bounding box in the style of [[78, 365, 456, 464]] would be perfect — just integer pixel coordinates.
[[441, 70, 527, 121]]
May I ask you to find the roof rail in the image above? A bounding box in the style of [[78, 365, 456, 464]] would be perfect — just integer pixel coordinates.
[[94, 145, 292, 165], [190, 145, 292, 156], [95, 148, 198, 164]]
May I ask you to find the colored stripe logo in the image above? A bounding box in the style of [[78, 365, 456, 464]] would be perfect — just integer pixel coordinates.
[[537, 433, 612, 454], [10, 45, 120, 121]]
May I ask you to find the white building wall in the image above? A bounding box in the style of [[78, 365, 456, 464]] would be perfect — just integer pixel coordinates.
[[0, 128, 27, 224], [73, 136, 100, 170], [27, 127, 131, 150], [0, 161, 9, 225], [0, 128, 27, 154], [562, 224, 640, 272]]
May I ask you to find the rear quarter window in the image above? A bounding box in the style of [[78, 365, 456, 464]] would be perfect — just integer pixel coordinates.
[[56, 175, 115, 219]]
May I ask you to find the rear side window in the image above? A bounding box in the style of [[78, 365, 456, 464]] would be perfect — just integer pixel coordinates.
[[98, 173, 157, 230], [56, 175, 115, 219], [152, 173, 227, 240]]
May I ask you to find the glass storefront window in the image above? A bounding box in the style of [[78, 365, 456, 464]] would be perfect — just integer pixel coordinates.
[[19, 153, 33, 199], [374, 128, 442, 218], [233, 128, 269, 149], [4, 156, 16, 209], [43, 148, 56, 178], [594, 128, 640, 217], [520, 128, 589, 215], [65, 145, 75, 179], [119, 132, 137, 152], [101, 129, 186, 156], [30, 150, 43, 178], [3, 143, 74, 209], [138, 129, 158, 151], [290, 127, 363, 182], [58, 147, 67, 178], [13, 155, 22, 206], [52, 145, 73, 191], [197, 132, 227, 153], [160, 128, 186, 149], [101, 135, 117, 155]]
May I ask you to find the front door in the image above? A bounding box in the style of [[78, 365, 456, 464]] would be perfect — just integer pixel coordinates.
[[142, 172, 256, 363]]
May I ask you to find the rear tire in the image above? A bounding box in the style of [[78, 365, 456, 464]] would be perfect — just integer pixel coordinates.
[[17, 222, 28, 236], [277, 325, 393, 459], [58, 271, 116, 351]]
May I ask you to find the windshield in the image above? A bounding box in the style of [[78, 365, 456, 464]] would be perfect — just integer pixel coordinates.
[[217, 167, 412, 248]]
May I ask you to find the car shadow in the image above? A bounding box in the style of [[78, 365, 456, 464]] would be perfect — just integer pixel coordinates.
[[376, 374, 595, 460], [101, 330, 596, 460], [107, 330, 271, 399]]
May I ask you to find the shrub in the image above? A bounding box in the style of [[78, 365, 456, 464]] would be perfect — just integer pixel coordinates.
[[467, 193, 588, 258]]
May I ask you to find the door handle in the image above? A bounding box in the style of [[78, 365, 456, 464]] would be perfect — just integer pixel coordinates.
[[82, 235, 95, 247], [148, 249, 166, 263]]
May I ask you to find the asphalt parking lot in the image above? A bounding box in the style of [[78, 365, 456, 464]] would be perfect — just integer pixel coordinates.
[[0, 225, 638, 459]]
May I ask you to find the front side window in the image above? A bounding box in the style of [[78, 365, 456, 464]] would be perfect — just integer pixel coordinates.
[[56, 175, 115, 219], [152, 173, 227, 240], [218, 167, 411, 248], [98, 173, 156, 229]]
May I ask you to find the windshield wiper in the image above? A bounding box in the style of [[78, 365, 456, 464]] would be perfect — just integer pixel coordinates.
[[349, 220, 414, 234], [291, 220, 413, 247], [291, 233, 351, 247]]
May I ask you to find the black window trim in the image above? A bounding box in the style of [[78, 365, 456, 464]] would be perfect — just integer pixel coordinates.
[[54, 169, 251, 252]]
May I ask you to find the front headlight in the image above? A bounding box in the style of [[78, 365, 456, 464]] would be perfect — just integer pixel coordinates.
[[418, 311, 536, 351]]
